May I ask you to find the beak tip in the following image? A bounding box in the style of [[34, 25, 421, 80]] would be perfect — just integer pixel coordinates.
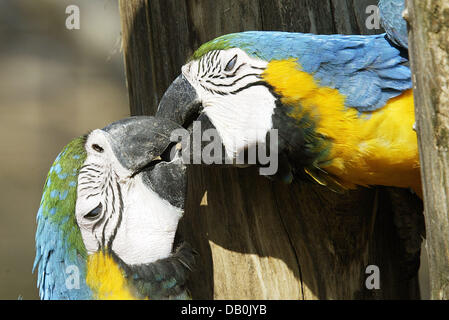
[[156, 74, 201, 127]]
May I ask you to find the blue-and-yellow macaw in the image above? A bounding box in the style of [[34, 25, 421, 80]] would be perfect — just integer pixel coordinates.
[[157, 0, 420, 195], [33, 116, 195, 300]]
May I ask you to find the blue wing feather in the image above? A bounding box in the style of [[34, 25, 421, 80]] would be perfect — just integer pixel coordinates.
[[34, 208, 92, 300], [33, 152, 92, 300], [379, 0, 408, 49], [221, 31, 411, 112]]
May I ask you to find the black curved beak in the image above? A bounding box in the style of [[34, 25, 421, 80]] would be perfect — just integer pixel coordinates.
[[156, 74, 202, 128], [102, 116, 186, 209], [102, 116, 182, 172], [156, 74, 229, 166]]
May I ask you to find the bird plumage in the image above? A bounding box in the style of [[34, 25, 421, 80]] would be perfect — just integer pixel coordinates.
[[33, 135, 92, 299], [379, 0, 409, 49], [33, 117, 195, 299], [157, 0, 420, 194], [263, 59, 419, 191]]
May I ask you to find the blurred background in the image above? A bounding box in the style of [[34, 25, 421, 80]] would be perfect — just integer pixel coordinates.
[[0, 0, 129, 299]]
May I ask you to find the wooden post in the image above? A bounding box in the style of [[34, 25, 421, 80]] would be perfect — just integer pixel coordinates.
[[407, 0, 449, 300], [119, 0, 423, 299]]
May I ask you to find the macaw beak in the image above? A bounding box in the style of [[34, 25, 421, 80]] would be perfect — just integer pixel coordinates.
[[157, 74, 231, 166], [102, 116, 181, 172], [156, 74, 202, 128], [156, 74, 283, 178], [102, 116, 186, 209]]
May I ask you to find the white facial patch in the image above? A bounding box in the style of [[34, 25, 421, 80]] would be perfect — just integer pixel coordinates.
[[75, 129, 184, 265], [111, 175, 183, 265], [182, 48, 276, 159]]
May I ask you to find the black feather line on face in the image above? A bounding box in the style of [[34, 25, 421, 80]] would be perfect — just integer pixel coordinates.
[[205, 72, 259, 87], [106, 179, 123, 250], [111, 242, 197, 300]]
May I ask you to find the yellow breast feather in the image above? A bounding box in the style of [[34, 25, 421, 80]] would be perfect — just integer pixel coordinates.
[[262, 59, 421, 195], [86, 250, 142, 300]]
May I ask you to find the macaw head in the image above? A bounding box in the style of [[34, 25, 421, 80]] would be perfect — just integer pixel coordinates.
[[34, 116, 195, 300], [157, 33, 278, 163], [157, 32, 323, 182]]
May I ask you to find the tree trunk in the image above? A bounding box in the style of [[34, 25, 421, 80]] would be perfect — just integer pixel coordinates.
[[407, 0, 449, 300], [118, 0, 423, 299]]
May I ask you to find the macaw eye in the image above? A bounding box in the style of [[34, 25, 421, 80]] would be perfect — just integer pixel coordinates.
[[92, 144, 104, 153], [224, 55, 237, 72], [84, 203, 102, 220]]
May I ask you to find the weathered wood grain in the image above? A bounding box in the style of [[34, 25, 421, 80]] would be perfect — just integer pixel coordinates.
[[119, 0, 422, 299], [407, 0, 449, 299], [119, 1, 155, 116]]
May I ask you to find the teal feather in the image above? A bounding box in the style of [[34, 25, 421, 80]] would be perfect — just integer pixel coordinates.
[[33, 135, 92, 300]]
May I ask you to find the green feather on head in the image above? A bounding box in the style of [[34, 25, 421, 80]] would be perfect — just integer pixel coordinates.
[[190, 33, 240, 61], [38, 135, 88, 261]]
